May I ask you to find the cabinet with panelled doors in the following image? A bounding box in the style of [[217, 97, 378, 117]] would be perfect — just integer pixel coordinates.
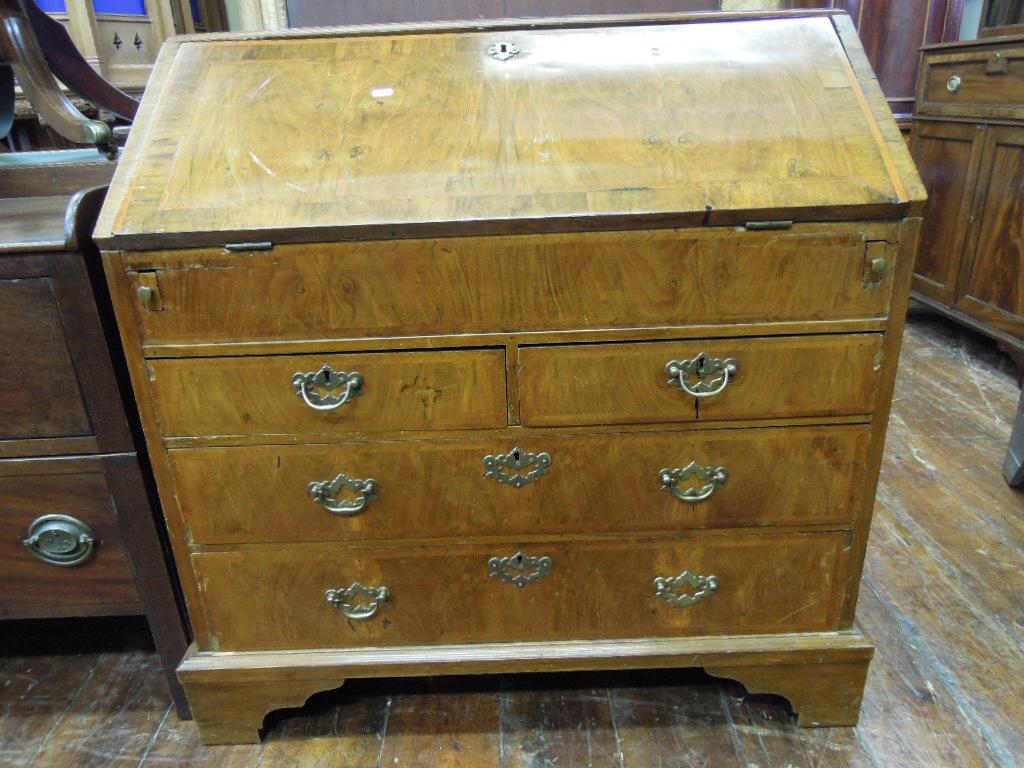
[[912, 35, 1024, 354], [96, 10, 924, 744]]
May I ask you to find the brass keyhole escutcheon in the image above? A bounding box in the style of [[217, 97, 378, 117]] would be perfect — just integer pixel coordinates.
[[488, 41, 520, 61]]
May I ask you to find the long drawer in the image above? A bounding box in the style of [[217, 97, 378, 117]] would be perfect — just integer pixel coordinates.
[[191, 532, 847, 651], [148, 348, 508, 439], [919, 44, 1024, 119], [517, 334, 883, 427], [125, 226, 894, 347], [170, 425, 870, 544]]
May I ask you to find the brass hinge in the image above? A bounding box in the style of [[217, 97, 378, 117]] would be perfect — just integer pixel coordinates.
[[743, 220, 793, 231], [224, 241, 274, 252]]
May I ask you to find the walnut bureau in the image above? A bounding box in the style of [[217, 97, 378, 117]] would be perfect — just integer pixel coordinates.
[[95, 10, 925, 744]]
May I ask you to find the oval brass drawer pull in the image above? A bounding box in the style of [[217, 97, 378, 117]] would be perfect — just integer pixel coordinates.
[[292, 364, 364, 411], [483, 446, 551, 488], [660, 460, 728, 503], [666, 352, 738, 398], [654, 570, 719, 607], [488, 551, 552, 587], [23, 514, 96, 567], [308, 473, 378, 515], [325, 582, 390, 620]]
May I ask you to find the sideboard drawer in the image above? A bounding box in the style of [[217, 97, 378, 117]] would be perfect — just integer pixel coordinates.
[[124, 225, 893, 348], [148, 348, 508, 439], [170, 425, 869, 544], [192, 531, 846, 651], [0, 467, 139, 615], [518, 334, 883, 427], [920, 46, 1024, 119]]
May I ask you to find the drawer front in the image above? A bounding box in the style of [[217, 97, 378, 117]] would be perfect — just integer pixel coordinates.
[[518, 334, 883, 427], [192, 532, 846, 651], [921, 47, 1024, 117], [126, 227, 893, 347], [149, 349, 508, 439], [170, 425, 870, 544], [0, 469, 139, 615]]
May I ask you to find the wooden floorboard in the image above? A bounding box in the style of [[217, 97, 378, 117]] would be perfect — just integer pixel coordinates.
[[1, 313, 1021, 768]]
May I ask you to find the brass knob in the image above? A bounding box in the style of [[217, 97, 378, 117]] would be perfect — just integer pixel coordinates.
[[871, 257, 888, 276]]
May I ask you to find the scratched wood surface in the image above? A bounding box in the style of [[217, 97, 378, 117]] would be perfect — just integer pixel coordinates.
[[93, 13, 923, 250], [1, 313, 1021, 766]]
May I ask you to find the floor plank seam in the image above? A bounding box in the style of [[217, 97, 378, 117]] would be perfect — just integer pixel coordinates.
[[861, 574, 1018, 768]]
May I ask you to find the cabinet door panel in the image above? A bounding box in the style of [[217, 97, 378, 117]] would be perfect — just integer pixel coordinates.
[[956, 125, 1024, 339], [910, 121, 985, 305], [0, 278, 92, 441]]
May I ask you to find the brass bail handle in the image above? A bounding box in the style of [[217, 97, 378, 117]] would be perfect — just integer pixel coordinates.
[[292, 364, 364, 411], [660, 461, 729, 503], [666, 352, 738, 399], [325, 583, 391, 620], [308, 473, 378, 516]]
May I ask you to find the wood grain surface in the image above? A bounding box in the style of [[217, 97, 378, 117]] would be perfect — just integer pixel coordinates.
[[119, 224, 897, 348], [0, 461, 139, 616], [0, 313, 1017, 764], [168, 424, 871, 544], [147, 348, 509, 438], [518, 333, 884, 426], [190, 531, 848, 651], [0, 276, 92, 441], [94, 14, 921, 248]]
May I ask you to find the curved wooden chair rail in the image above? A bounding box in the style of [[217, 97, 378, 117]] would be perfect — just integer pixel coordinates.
[[0, 0, 131, 157], [23, 0, 137, 120]]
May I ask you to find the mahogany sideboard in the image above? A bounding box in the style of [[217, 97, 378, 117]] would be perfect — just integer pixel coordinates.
[[0, 152, 190, 717], [911, 34, 1024, 359], [95, 10, 925, 743]]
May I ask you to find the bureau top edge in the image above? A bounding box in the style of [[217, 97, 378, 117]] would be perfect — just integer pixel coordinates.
[[93, 13, 924, 250], [94, 210, 916, 254]]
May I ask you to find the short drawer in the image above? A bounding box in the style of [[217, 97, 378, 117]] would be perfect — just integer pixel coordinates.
[[920, 47, 1024, 118], [192, 531, 847, 651], [148, 348, 508, 439], [124, 225, 895, 348], [170, 425, 870, 544], [517, 334, 883, 427], [0, 464, 139, 617]]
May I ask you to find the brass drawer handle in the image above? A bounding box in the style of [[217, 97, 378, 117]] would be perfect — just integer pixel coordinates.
[[660, 460, 728, 503], [292, 364, 364, 411], [488, 551, 552, 587], [308, 473, 378, 515], [655, 570, 719, 607], [666, 353, 738, 399], [325, 582, 390, 620], [946, 74, 962, 93], [483, 446, 551, 488], [23, 514, 96, 567]]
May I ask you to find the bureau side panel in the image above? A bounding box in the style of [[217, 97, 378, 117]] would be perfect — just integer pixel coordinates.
[[838, 217, 922, 625]]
